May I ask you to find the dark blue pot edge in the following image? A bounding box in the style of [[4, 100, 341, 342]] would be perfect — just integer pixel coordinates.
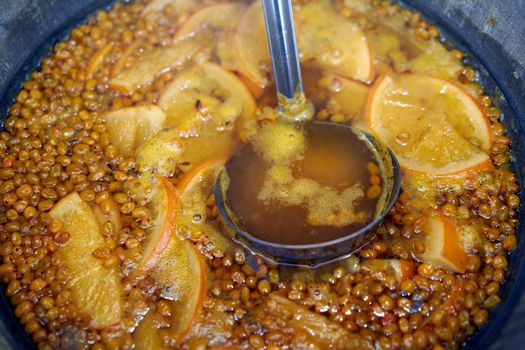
[[0, 0, 523, 349]]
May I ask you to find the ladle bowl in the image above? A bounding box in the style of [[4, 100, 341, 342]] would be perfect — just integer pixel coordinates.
[[215, 123, 402, 267]]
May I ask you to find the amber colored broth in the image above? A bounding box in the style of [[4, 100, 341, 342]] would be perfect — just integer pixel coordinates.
[[225, 122, 379, 245]]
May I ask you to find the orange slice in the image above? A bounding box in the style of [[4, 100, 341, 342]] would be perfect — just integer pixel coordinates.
[[109, 40, 204, 93], [407, 42, 463, 80], [367, 74, 493, 175], [158, 62, 255, 137], [179, 125, 238, 169], [294, 0, 374, 82], [105, 105, 166, 157], [175, 2, 246, 40], [177, 159, 224, 230], [110, 39, 145, 77], [135, 241, 205, 346], [362, 259, 415, 282], [154, 239, 205, 343], [135, 173, 207, 345], [319, 73, 370, 120], [86, 42, 113, 79], [233, 0, 271, 90], [257, 294, 373, 349], [133, 311, 163, 349], [342, 1, 462, 80], [138, 177, 179, 272], [49, 192, 122, 328], [216, 32, 242, 74], [177, 157, 226, 194], [420, 214, 468, 273], [176, 158, 235, 253]]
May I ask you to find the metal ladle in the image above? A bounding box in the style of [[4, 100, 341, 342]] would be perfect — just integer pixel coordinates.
[[214, 0, 402, 267]]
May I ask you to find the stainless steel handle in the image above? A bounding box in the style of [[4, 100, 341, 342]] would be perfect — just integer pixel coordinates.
[[262, 0, 303, 100]]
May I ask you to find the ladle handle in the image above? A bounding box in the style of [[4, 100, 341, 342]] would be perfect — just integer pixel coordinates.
[[262, 0, 303, 100]]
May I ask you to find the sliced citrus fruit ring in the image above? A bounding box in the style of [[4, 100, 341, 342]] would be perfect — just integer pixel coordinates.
[[135, 239, 205, 347], [175, 2, 246, 40], [233, 0, 271, 90], [133, 311, 163, 349], [257, 294, 373, 349], [361, 259, 415, 283], [86, 42, 113, 79], [138, 177, 179, 272], [294, 0, 374, 83], [109, 39, 204, 93], [176, 157, 225, 226], [407, 40, 463, 80], [420, 214, 468, 273], [216, 33, 242, 74], [176, 157, 236, 253], [154, 239, 206, 343], [179, 125, 239, 169], [319, 73, 370, 121], [158, 62, 256, 137], [342, 1, 462, 80], [110, 39, 145, 77], [49, 192, 122, 328], [177, 157, 226, 195], [105, 104, 166, 157], [367, 74, 493, 175]]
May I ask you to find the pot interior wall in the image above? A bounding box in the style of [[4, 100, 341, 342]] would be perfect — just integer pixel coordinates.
[[0, 0, 523, 349]]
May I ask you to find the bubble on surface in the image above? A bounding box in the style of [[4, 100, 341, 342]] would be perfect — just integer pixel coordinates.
[[252, 122, 306, 164]]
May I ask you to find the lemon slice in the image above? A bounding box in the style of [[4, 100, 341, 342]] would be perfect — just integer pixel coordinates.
[[367, 74, 492, 175], [49, 193, 122, 328]]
